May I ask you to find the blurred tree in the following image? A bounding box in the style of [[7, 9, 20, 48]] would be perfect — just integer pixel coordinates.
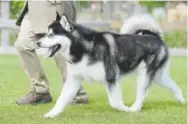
[[10, 1, 24, 19], [79, 1, 90, 8], [139, 1, 166, 12]]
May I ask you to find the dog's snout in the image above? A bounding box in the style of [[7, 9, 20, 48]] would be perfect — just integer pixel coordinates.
[[36, 42, 41, 46]]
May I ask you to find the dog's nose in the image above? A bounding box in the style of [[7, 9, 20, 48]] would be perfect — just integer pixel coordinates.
[[36, 42, 41, 46]]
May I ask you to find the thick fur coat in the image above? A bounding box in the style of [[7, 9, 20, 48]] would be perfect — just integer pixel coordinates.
[[37, 13, 185, 118]]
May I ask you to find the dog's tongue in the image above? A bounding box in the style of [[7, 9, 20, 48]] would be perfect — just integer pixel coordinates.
[[44, 48, 51, 59], [44, 44, 62, 59], [45, 45, 60, 58], [45, 47, 54, 58]]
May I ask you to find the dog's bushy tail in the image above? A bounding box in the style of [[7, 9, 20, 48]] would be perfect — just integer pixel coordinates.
[[120, 14, 169, 80], [120, 14, 163, 38]]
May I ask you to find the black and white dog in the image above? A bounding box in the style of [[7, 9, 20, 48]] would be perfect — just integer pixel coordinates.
[[37, 13, 185, 118]]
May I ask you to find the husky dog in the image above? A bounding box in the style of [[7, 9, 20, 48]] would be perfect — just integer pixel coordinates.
[[37, 13, 185, 118]]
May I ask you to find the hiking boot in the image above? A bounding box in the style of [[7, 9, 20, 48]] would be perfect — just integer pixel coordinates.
[[16, 91, 52, 105]]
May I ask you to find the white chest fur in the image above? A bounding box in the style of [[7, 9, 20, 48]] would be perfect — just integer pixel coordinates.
[[67, 56, 106, 82]]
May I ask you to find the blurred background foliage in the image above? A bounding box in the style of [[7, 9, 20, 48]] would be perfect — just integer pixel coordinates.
[[10, 1, 24, 19], [139, 1, 165, 12]]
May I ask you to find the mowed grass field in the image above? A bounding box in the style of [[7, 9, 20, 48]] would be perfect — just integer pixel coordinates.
[[0, 55, 187, 124]]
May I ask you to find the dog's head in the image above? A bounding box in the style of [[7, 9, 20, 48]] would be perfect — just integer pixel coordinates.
[[37, 13, 74, 57]]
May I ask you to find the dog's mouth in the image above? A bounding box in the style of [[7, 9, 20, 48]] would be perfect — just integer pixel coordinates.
[[46, 44, 61, 57]]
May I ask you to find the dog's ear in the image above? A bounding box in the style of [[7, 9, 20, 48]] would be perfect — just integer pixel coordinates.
[[60, 14, 73, 32], [56, 12, 61, 21]]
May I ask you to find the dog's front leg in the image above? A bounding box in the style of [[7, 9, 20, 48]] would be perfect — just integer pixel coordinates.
[[44, 76, 81, 118]]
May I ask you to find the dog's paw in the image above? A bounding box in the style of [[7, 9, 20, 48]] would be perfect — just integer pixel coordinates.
[[121, 106, 131, 112], [44, 113, 54, 119], [175, 93, 186, 104], [44, 110, 61, 118], [129, 105, 142, 112], [44, 113, 59, 119]]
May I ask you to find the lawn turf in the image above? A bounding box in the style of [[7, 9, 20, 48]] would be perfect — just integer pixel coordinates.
[[0, 55, 187, 124]]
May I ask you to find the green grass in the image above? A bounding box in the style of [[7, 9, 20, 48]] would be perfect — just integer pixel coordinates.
[[0, 55, 187, 124]]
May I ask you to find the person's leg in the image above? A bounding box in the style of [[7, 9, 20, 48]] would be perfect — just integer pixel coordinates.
[[14, 14, 52, 105], [54, 53, 88, 104]]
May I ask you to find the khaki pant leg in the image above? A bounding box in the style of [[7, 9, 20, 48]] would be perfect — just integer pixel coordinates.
[[14, 14, 49, 94]]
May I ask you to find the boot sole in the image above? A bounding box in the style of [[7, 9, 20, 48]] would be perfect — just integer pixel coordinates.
[[16, 97, 52, 105]]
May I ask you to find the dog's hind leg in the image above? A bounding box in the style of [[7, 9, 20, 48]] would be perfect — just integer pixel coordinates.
[[105, 82, 130, 112], [44, 76, 82, 118], [154, 61, 185, 103], [130, 65, 151, 112]]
